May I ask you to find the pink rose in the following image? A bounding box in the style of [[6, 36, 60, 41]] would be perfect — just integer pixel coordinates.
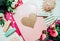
[[47, 22, 56, 32], [57, 20, 60, 24], [48, 39, 53, 41], [40, 34, 46, 40], [50, 30, 58, 37]]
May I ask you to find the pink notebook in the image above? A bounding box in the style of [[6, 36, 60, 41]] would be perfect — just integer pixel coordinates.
[[14, 3, 47, 41]]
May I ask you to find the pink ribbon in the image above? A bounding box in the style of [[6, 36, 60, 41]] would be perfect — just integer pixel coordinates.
[[4, 12, 21, 36], [4, 0, 25, 40], [4, 12, 25, 41], [4, 0, 23, 36], [15, 0, 23, 7]]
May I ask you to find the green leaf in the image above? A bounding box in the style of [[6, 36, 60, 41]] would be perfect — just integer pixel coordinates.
[[0, 19, 5, 26]]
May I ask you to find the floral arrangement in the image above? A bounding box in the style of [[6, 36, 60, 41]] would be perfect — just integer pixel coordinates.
[[40, 20, 60, 41]]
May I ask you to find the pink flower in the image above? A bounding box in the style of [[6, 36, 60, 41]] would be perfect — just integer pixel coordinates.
[[50, 30, 58, 37], [57, 20, 60, 24], [40, 34, 46, 40], [48, 39, 53, 41], [47, 22, 56, 32]]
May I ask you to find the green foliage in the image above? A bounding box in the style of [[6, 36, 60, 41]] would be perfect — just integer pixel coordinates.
[[0, 18, 5, 26], [0, 0, 14, 13]]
